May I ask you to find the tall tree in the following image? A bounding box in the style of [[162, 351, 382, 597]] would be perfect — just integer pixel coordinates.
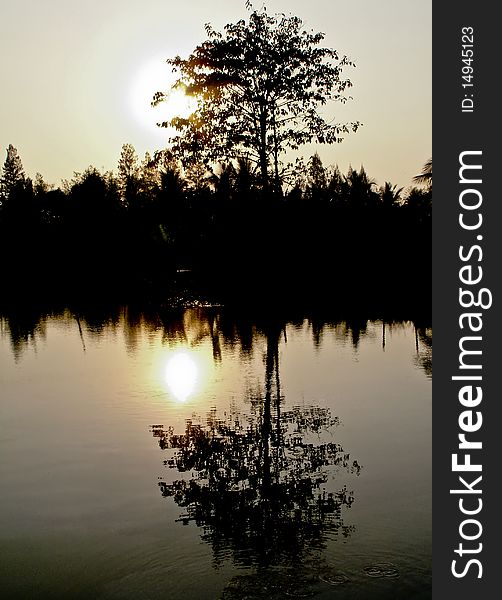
[[1, 144, 25, 202], [117, 143, 139, 199], [139, 151, 160, 197], [154, 7, 360, 191]]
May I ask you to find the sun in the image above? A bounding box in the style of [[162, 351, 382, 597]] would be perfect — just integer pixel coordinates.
[[163, 87, 197, 121], [129, 57, 197, 136]]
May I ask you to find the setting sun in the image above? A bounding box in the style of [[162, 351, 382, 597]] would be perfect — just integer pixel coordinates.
[[129, 58, 196, 135]]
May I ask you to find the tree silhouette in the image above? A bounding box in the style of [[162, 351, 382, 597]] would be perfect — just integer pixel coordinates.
[[0, 144, 25, 203], [305, 153, 328, 200], [404, 186, 432, 223], [117, 143, 140, 205], [379, 181, 403, 209], [343, 165, 378, 209], [208, 161, 237, 199], [139, 151, 160, 198], [153, 7, 360, 191], [412, 158, 432, 189]]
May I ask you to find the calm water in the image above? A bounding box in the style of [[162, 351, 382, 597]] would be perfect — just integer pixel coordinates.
[[0, 306, 431, 599]]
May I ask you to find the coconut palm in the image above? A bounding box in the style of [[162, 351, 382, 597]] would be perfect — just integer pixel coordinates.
[[413, 158, 432, 188], [343, 165, 379, 208], [380, 181, 403, 208]]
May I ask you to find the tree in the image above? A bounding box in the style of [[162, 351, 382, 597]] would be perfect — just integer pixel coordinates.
[[404, 186, 432, 223], [326, 164, 344, 204], [154, 7, 360, 191], [117, 143, 139, 202], [139, 151, 160, 197], [306, 153, 328, 199], [1, 144, 25, 203], [412, 158, 432, 189], [68, 166, 122, 231], [379, 181, 403, 209], [33, 173, 52, 195], [343, 165, 378, 208]]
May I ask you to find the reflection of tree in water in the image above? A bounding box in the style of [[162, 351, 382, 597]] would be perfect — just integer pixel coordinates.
[[0, 309, 48, 363], [151, 329, 361, 598], [414, 326, 432, 378], [1, 303, 432, 377]]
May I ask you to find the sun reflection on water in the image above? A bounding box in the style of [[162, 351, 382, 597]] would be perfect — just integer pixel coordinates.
[[165, 351, 198, 402]]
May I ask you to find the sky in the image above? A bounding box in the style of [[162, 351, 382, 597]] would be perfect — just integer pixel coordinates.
[[0, 0, 431, 190]]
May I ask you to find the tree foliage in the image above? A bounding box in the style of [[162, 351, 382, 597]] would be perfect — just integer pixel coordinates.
[[153, 7, 360, 190]]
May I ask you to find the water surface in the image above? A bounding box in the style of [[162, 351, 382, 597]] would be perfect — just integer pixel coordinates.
[[0, 306, 431, 599]]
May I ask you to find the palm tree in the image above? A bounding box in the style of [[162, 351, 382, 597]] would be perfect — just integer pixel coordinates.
[[380, 181, 403, 208], [413, 158, 432, 189], [343, 165, 379, 208]]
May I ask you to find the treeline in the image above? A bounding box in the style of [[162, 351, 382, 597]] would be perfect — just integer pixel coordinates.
[[0, 144, 431, 302]]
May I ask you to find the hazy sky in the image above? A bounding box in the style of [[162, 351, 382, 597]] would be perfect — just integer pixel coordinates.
[[0, 0, 431, 189]]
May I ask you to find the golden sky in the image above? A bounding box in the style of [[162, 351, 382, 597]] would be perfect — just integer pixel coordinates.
[[0, 0, 431, 189]]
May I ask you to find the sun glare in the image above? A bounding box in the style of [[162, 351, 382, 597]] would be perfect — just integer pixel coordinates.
[[165, 351, 198, 402], [129, 58, 196, 136]]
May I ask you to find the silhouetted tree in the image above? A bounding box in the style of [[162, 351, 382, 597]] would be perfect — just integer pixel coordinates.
[[139, 151, 160, 198], [154, 7, 360, 191], [65, 167, 124, 272], [412, 158, 432, 190], [117, 143, 140, 204], [306, 153, 328, 200], [404, 186, 432, 222], [33, 172, 52, 195], [326, 164, 344, 205], [208, 162, 237, 199], [379, 181, 403, 209], [343, 165, 378, 209], [0, 144, 25, 203], [0, 146, 41, 242], [118, 143, 139, 181]]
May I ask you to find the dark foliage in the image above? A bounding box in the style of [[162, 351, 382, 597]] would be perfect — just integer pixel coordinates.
[[0, 145, 431, 304]]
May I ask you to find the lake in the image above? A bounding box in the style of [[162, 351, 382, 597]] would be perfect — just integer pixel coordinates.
[[0, 304, 431, 599]]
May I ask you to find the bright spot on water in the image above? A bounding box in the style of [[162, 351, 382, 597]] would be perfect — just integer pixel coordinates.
[[165, 351, 198, 401]]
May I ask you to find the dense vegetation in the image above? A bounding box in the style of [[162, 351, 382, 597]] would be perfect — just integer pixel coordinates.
[[0, 143, 430, 305]]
